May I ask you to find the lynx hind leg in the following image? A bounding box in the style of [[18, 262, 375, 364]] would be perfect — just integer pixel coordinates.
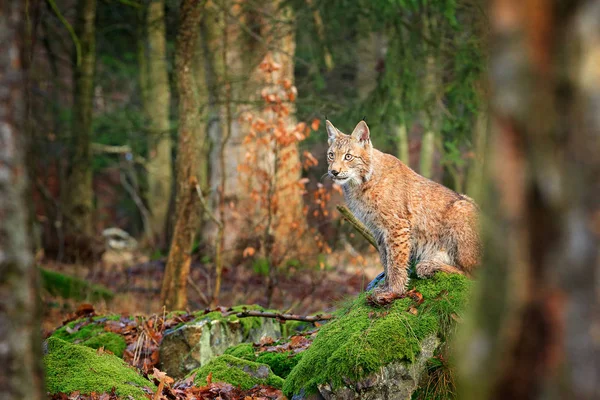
[[416, 258, 465, 278], [445, 198, 481, 274]]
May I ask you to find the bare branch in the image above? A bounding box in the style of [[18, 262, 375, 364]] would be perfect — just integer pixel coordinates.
[[336, 204, 378, 250], [236, 310, 333, 322], [194, 184, 223, 229]]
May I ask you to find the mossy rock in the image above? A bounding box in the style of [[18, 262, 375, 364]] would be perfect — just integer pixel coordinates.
[[159, 305, 282, 378], [44, 337, 155, 399], [190, 354, 284, 390], [284, 273, 471, 397], [40, 268, 114, 302], [81, 332, 127, 357], [51, 315, 126, 357], [224, 342, 303, 378]]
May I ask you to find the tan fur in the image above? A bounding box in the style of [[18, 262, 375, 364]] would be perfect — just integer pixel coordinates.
[[326, 120, 480, 304]]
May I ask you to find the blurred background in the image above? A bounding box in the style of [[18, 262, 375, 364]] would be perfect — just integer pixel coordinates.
[[25, 0, 487, 328]]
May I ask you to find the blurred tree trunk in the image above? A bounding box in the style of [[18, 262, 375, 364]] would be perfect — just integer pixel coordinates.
[[160, 0, 204, 310], [65, 0, 96, 236], [0, 1, 44, 398], [142, 0, 172, 247], [419, 12, 440, 179], [458, 0, 600, 399]]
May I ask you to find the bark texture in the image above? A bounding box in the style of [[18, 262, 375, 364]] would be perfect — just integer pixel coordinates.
[[143, 0, 172, 246], [0, 2, 44, 398], [65, 0, 97, 236], [160, 0, 204, 310], [458, 1, 600, 399]]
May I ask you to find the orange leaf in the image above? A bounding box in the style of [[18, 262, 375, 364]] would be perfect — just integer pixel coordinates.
[[311, 118, 320, 131], [243, 247, 256, 257]]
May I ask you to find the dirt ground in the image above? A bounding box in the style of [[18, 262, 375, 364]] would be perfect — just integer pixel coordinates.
[[41, 248, 381, 334]]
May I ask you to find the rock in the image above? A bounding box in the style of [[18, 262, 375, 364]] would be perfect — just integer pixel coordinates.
[[284, 273, 471, 400], [366, 271, 386, 291], [159, 307, 282, 378], [316, 335, 439, 400]]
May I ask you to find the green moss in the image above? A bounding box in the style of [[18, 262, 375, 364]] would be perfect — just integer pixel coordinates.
[[283, 273, 471, 396], [224, 343, 256, 361], [51, 315, 126, 357], [82, 332, 126, 357], [44, 337, 154, 399], [190, 355, 284, 390], [281, 320, 313, 338], [256, 351, 303, 379], [40, 268, 114, 302]]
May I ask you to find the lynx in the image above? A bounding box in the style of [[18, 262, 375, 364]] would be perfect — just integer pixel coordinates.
[[326, 120, 480, 305]]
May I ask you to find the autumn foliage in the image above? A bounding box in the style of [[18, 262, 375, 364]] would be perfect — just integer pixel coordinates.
[[236, 54, 327, 303]]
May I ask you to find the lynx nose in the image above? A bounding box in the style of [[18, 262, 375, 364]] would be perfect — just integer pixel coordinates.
[[331, 170, 340, 177]]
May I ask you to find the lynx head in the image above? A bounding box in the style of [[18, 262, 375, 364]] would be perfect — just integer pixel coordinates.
[[325, 120, 373, 185]]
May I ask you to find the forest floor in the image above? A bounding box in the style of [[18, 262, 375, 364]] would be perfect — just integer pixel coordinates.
[[41, 248, 381, 334]]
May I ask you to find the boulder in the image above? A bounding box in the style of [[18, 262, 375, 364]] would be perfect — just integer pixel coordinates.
[[159, 306, 282, 378], [284, 273, 471, 400]]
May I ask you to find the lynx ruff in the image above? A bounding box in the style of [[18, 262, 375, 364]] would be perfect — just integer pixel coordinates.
[[326, 120, 480, 305]]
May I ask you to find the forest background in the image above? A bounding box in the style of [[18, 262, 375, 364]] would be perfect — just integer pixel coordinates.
[[23, 0, 487, 319], [2, 0, 599, 398]]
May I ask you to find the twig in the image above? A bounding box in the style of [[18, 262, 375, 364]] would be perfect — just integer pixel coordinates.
[[91, 143, 147, 165], [236, 310, 333, 322], [195, 184, 223, 229], [187, 276, 210, 306], [119, 168, 154, 242], [336, 204, 378, 250]]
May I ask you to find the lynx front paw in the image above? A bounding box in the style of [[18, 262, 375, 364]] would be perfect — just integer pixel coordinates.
[[366, 286, 405, 306]]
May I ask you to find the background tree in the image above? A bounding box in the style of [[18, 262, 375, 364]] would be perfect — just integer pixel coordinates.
[[160, 0, 204, 310], [458, 0, 600, 398], [64, 0, 97, 237], [0, 1, 44, 398], [140, 0, 173, 247]]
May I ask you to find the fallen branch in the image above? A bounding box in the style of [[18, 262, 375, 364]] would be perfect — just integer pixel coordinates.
[[236, 310, 333, 322], [336, 204, 378, 250], [187, 276, 210, 306]]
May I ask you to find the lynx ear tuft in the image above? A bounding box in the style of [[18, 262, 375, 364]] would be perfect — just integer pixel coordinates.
[[351, 120, 370, 143], [326, 120, 339, 145]]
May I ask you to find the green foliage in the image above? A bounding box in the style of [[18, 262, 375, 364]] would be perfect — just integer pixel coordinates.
[[283, 273, 471, 396], [40, 268, 114, 302], [44, 337, 155, 399], [252, 257, 270, 276], [51, 315, 125, 357], [411, 355, 456, 400], [190, 355, 284, 390]]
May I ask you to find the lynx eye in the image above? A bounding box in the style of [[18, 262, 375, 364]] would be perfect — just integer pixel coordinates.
[[327, 151, 334, 160], [344, 153, 353, 161]]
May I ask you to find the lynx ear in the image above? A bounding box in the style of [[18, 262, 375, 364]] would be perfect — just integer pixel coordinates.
[[326, 120, 340, 145], [351, 120, 370, 143]]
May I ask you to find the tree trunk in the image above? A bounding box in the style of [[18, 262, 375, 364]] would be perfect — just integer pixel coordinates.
[[0, 2, 44, 398], [418, 12, 440, 180], [458, 1, 600, 399], [65, 0, 96, 236], [143, 0, 172, 247], [160, 0, 204, 310]]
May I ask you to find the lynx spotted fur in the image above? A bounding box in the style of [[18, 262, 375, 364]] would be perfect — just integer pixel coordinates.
[[326, 120, 480, 305]]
